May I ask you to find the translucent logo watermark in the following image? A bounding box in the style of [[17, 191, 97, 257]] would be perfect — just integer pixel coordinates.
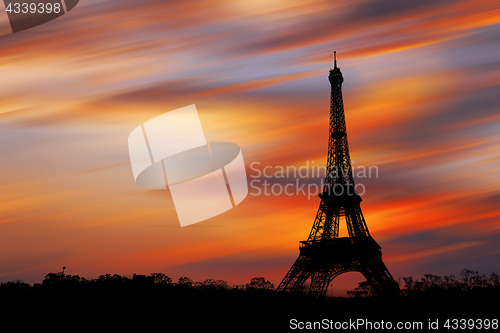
[[128, 105, 248, 227]]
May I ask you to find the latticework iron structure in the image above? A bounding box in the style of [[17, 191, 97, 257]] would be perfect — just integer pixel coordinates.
[[276, 53, 400, 296]]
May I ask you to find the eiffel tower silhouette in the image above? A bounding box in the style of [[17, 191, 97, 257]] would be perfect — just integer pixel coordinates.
[[276, 52, 400, 296]]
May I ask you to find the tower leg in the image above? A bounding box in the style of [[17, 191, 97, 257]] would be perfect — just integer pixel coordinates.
[[309, 267, 334, 296], [361, 258, 400, 295], [277, 255, 311, 293]]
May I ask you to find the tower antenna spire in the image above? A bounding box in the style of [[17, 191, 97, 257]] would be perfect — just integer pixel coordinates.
[[334, 51, 337, 68]]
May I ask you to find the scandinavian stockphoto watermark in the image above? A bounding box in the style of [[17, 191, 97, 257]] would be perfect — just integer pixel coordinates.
[[128, 105, 248, 227], [248, 161, 379, 199]]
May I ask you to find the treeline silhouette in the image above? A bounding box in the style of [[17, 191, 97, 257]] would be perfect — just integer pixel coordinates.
[[349, 268, 500, 297], [1, 269, 498, 332]]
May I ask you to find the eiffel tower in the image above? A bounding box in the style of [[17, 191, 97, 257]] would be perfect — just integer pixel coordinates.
[[276, 52, 400, 296]]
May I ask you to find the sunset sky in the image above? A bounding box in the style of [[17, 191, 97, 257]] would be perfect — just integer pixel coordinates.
[[1, 0, 499, 294]]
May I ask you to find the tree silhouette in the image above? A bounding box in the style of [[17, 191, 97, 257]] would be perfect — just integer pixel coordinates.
[[348, 280, 372, 297], [443, 274, 458, 289], [245, 277, 274, 291], [399, 268, 499, 295], [489, 272, 499, 286], [200, 278, 229, 289], [151, 273, 172, 285], [460, 268, 480, 289], [177, 276, 193, 287], [402, 276, 414, 293]]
